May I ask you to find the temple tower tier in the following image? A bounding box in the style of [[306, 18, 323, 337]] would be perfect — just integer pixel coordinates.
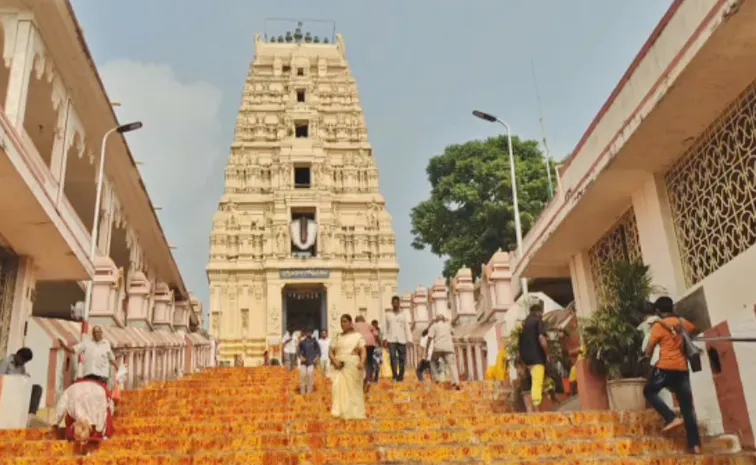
[[206, 22, 400, 366]]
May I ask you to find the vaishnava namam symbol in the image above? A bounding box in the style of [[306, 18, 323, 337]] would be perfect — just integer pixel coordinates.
[[290, 217, 318, 250]]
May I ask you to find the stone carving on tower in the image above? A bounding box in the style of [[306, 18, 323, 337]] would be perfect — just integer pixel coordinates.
[[206, 22, 400, 366]]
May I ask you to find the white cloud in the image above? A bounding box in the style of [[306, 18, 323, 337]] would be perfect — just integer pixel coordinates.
[[99, 60, 226, 313]]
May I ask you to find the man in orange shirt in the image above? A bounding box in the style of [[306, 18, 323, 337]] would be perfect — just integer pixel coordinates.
[[643, 296, 701, 455]]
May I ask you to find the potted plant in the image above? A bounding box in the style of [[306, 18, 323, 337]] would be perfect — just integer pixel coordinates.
[[580, 260, 654, 411]]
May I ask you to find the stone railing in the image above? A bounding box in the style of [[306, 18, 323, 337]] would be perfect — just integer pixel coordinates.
[[8, 316, 214, 428]]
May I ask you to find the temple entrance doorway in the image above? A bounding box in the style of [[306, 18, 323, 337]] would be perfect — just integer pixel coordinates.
[[282, 284, 327, 334]]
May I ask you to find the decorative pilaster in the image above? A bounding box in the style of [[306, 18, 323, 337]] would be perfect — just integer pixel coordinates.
[[411, 287, 429, 330], [173, 301, 190, 332], [126, 271, 152, 329], [4, 17, 35, 126], [152, 282, 175, 331], [452, 268, 475, 325], [430, 278, 450, 320], [482, 249, 516, 323], [88, 256, 124, 327], [6, 257, 35, 356]]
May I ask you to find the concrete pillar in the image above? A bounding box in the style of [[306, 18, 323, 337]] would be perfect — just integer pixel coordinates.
[[152, 282, 175, 330], [89, 256, 122, 327], [488, 250, 515, 309], [4, 18, 35, 127], [631, 174, 686, 298], [6, 257, 36, 357], [569, 250, 598, 319], [430, 278, 450, 320], [411, 287, 429, 328], [126, 272, 152, 329], [49, 99, 71, 185], [568, 250, 608, 410], [453, 268, 475, 323], [474, 344, 484, 381]]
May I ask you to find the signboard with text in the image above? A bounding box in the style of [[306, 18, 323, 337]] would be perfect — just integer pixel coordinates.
[[279, 269, 331, 280]]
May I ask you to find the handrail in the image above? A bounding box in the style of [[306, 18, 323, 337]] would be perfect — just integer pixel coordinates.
[[695, 336, 756, 343]]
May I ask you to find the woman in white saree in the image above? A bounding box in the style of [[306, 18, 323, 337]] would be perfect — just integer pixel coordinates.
[[330, 314, 368, 420]]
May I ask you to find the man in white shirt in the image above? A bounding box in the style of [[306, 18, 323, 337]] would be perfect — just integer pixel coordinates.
[[282, 330, 300, 371], [59, 325, 118, 384], [415, 329, 433, 382], [385, 295, 412, 382], [318, 330, 331, 372], [427, 315, 460, 390]]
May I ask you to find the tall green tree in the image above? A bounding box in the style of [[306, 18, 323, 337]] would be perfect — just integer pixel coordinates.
[[410, 135, 552, 279]]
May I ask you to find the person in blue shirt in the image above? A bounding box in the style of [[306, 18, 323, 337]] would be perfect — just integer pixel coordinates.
[[298, 329, 321, 395]]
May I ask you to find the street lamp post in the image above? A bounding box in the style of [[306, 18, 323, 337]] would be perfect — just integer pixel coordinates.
[[472, 110, 528, 295], [81, 121, 143, 335]]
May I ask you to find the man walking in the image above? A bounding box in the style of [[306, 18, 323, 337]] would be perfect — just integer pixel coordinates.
[[58, 325, 119, 384], [282, 329, 299, 371], [518, 300, 549, 412], [644, 296, 701, 455], [370, 320, 382, 382], [416, 329, 433, 382], [427, 315, 460, 389], [298, 329, 321, 395], [317, 330, 331, 373], [385, 295, 412, 382], [354, 315, 378, 390]]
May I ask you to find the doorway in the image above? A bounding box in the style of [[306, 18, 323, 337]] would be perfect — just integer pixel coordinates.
[[282, 285, 326, 333]]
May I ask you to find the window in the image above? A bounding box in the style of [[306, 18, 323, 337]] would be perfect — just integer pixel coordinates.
[[296, 90, 306, 103], [283, 65, 291, 73], [295, 122, 309, 138], [294, 166, 311, 188], [297, 67, 304, 76]]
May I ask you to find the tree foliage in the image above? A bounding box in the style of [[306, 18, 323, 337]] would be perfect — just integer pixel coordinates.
[[410, 135, 552, 279]]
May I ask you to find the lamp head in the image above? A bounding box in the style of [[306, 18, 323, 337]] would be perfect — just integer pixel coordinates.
[[472, 110, 497, 123], [117, 122, 143, 133]]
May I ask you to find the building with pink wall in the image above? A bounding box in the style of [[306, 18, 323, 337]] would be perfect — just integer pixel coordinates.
[[0, 0, 212, 429], [512, 0, 756, 449]]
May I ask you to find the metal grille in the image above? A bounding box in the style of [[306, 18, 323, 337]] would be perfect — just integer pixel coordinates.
[[588, 209, 642, 304], [665, 81, 756, 287]]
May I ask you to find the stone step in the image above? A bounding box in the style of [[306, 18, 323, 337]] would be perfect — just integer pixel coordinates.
[[105, 410, 662, 429], [120, 388, 503, 402], [1, 455, 752, 465], [116, 404, 504, 417], [0, 416, 670, 442], [0, 429, 738, 457], [0, 436, 738, 460]]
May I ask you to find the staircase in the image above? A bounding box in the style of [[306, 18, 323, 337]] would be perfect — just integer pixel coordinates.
[[0, 367, 753, 464]]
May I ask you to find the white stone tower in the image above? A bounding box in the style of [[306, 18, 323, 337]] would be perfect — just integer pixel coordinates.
[[206, 24, 400, 366]]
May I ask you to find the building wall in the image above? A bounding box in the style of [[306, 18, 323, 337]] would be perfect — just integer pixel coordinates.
[[577, 79, 756, 442]]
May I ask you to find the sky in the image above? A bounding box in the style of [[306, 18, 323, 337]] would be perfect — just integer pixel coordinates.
[[69, 0, 672, 314]]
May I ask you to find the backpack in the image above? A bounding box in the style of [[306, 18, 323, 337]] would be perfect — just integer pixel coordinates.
[[657, 318, 703, 373]]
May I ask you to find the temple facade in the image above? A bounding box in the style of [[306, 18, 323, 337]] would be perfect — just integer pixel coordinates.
[[207, 24, 399, 366]]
